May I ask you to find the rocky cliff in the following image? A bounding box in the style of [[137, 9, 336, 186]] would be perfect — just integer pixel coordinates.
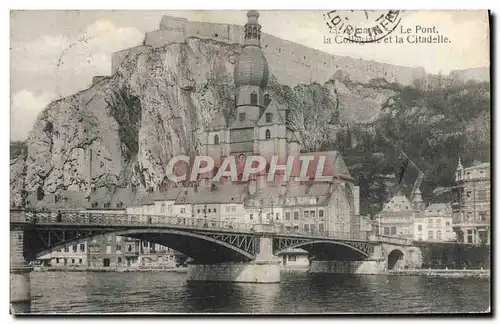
[[10, 37, 490, 215], [10, 37, 395, 207]]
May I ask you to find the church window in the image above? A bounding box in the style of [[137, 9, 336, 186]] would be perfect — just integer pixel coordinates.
[[265, 113, 273, 123], [250, 92, 258, 105], [239, 113, 246, 122], [265, 129, 271, 139], [213, 134, 219, 145]]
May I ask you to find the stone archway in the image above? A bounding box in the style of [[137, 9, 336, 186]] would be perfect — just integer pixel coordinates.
[[387, 249, 404, 270]]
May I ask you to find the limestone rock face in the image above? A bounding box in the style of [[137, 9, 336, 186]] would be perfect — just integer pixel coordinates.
[[10, 38, 396, 206]]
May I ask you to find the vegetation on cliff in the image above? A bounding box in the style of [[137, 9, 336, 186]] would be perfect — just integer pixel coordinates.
[[331, 80, 490, 216]]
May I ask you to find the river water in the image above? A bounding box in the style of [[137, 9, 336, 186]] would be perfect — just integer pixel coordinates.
[[30, 271, 490, 314]]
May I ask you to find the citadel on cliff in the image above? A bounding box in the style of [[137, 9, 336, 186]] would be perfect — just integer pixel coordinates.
[[112, 13, 489, 87]]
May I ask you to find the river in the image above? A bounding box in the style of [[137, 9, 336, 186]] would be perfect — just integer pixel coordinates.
[[30, 271, 490, 314]]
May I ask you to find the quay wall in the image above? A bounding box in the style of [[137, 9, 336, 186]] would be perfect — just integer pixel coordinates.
[[310, 260, 386, 275]]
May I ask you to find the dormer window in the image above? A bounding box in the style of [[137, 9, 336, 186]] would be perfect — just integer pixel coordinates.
[[265, 129, 271, 139], [213, 134, 219, 145], [250, 92, 257, 105], [265, 113, 273, 123], [104, 202, 110, 208], [239, 113, 246, 122]]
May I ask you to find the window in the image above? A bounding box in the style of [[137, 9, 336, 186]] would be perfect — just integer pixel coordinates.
[[428, 231, 434, 240], [80, 244, 85, 252], [198, 209, 201, 214], [304, 211, 309, 218], [479, 211, 487, 221], [310, 210, 316, 218], [64, 246, 69, 253], [384, 227, 390, 235], [79, 259, 82, 264], [72, 259, 75, 264], [250, 92, 258, 105], [304, 224, 309, 231], [208, 209, 211, 213], [319, 210, 324, 218], [466, 191, 472, 198], [428, 219, 433, 227], [293, 212, 299, 220], [288, 255, 297, 262], [117, 202, 124, 208], [57, 249, 61, 253], [161, 203, 166, 213], [180, 208, 186, 214], [56, 258, 60, 264], [417, 224, 422, 231], [239, 113, 246, 122], [104, 202, 110, 208], [436, 231, 442, 241], [478, 190, 486, 200], [390, 227, 397, 235], [214, 208, 217, 213], [265, 113, 273, 123], [445, 221, 450, 226], [285, 212, 291, 221], [72, 245, 78, 252], [276, 213, 280, 220], [231, 206, 236, 212], [92, 202, 98, 208], [116, 245, 122, 251], [225, 206, 230, 213], [265, 129, 271, 139], [318, 223, 324, 232], [250, 214, 254, 220]]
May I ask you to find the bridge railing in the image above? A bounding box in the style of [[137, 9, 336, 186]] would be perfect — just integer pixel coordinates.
[[13, 209, 371, 241], [369, 234, 413, 245]]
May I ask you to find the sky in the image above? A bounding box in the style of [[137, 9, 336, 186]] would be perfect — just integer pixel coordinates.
[[10, 10, 490, 141]]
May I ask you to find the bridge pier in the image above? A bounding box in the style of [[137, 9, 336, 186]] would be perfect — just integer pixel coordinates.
[[10, 230, 32, 314], [186, 236, 281, 283]]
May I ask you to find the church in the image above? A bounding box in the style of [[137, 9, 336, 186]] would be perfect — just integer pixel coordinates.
[[25, 11, 361, 238], [164, 10, 362, 236]]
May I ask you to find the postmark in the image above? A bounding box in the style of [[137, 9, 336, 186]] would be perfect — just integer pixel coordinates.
[[323, 10, 403, 43]]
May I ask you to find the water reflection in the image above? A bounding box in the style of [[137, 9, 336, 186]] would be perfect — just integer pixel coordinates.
[[30, 271, 490, 314]]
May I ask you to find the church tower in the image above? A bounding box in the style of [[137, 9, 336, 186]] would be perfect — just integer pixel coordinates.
[[234, 10, 269, 119], [229, 10, 270, 155]]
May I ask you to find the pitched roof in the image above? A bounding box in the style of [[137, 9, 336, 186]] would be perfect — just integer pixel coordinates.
[[174, 184, 248, 204], [206, 112, 227, 131], [257, 99, 285, 126]]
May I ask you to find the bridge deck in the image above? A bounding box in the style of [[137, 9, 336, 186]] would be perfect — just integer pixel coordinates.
[[10, 209, 414, 245]]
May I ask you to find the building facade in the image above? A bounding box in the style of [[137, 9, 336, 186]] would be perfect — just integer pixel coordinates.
[[375, 190, 454, 243], [413, 203, 454, 242], [452, 160, 491, 245]]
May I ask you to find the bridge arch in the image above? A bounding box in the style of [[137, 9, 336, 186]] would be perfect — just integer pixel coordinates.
[[33, 228, 255, 263], [387, 249, 404, 270], [275, 240, 371, 261]]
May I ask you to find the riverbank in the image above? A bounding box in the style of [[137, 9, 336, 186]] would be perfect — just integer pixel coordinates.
[[388, 269, 490, 279], [33, 266, 188, 273]]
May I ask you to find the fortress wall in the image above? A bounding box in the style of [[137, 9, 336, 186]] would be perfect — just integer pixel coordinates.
[[112, 16, 430, 86]]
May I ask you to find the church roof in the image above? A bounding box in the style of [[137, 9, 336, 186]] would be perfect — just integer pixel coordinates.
[[257, 99, 285, 126], [206, 112, 227, 131]]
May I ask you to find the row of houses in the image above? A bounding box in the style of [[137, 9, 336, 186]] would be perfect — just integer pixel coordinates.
[[370, 160, 490, 245]]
